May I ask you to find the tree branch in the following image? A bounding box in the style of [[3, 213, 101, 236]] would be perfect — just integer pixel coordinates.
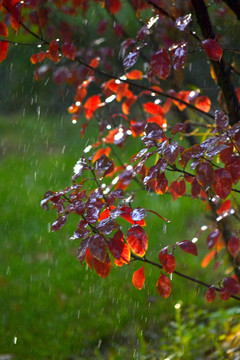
[[191, 0, 240, 125], [132, 254, 240, 301]]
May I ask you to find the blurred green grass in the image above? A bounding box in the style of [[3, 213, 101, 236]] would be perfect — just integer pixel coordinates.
[[0, 112, 238, 359]]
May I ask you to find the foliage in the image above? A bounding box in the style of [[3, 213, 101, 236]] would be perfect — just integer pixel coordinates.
[[1, 0, 240, 304]]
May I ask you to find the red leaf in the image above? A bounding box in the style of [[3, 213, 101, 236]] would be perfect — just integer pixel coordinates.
[[206, 286, 216, 303], [220, 287, 231, 301], [127, 225, 148, 257], [191, 178, 201, 198], [92, 147, 111, 163], [207, 229, 220, 249], [108, 230, 130, 264], [85, 248, 94, 270], [223, 277, 240, 295], [228, 236, 240, 258], [172, 123, 187, 135], [132, 266, 145, 290], [215, 110, 229, 129], [172, 42, 188, 71], [0, 21, 9, 37], [159, 247, 168, 264], [216, 200, 231, 215], [62, 42, 76, 60], [93, 253, 111, 278], [156, 273, 171, 298], [0, 41, 8, 63], [47, 39, 59, 62], [196, 162, 215, 191], [162, 254, 176, 274], [213, 168, 232, 199], [126, 69, 143, 80], [163, 142, 179, 164], [202, 39, 223, 61], [195, 96, 211, 113], [155, 172, 168, 195], [84, 95, 101, 120], [225, 155, 240, 184], [30, 52, 46, 64], [150, 49, 171, 80], [219, 144, 233, 164], [177, 240, 198, 256], [105, 0, 121, 14], [89, 234, 108, 262]]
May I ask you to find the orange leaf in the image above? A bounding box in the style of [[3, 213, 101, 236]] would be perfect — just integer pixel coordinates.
[[84, 95, 101, 120], [143, 102, 164, 115], [127, 225, 148, 257], [201, 249, 216, 268], [93, 147, 111, 163], [132, 266, 145, 290], [195, 96, 211, 112], [126, 69, 143, 80], [30, 52, 46, 64]]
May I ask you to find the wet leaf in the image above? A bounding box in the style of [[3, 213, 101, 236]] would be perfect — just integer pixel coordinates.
[[145, 122, 166, 140], [191, 178, 201, 198], [127, 225, 148, 257], [89, 234, 108, 262], [228, 236, 240, 258], [163, 142, 179, 164], [150, 49, 171, 80], [85, 205, 100, 224], [131, 207, 146, 221], [213, 168, 232, 199], [51, 215, 67, 231], [123, 48, 140, 70], [156, 273, 171, 298], [96, 217, 119, 235], [196, 162, 215, 191], [225, 155, 240, 184], [206, 286, 216, 303], [219, 286, 231, 301], [215, 110, 229, 129], [162, 254, 176, 274], [202, 39, 223, 61], [172, 123, 187, 135], [108, 230, 130, 264], [177, 240, 198, 256], [132, 266, 145, 290], [201, 249, 216, 268], [172, 42, 188, 71], [93, 253, 111, 278], [207, 229, 220, 249], [223, 277, 240, 295], [78, 237, 91, 263], [175, 13, 192, 31], [155, 172, 168, 195]]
